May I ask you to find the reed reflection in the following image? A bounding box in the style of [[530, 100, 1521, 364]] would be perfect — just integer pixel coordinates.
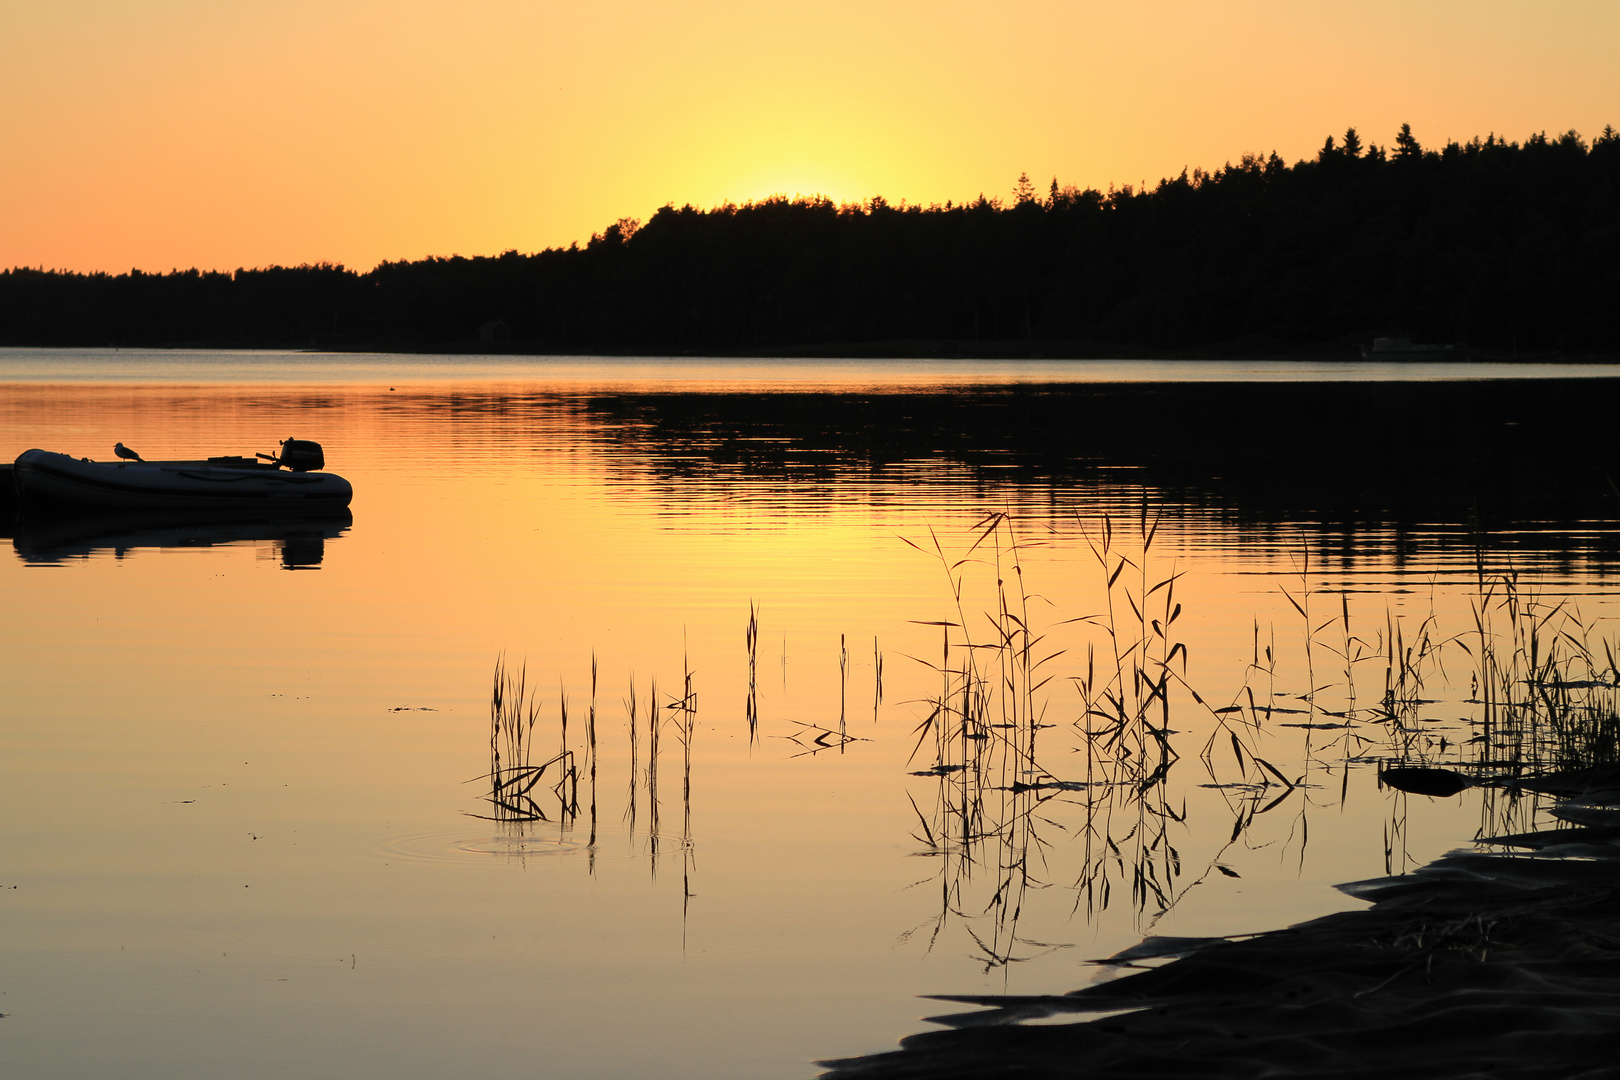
[[477, 652, 700, 889], [9, 370, 1620, 1080], [816, 508, 1620, 1077], [466, 502, 1620, 978], [823, 538, 1620, 1079], [899, 511, 1279, 969], [477, 657, 581, 832], [885, 505, 1620, 976]]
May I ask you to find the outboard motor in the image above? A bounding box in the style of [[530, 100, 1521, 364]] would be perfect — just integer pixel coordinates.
[[278, 438, 326, 472]]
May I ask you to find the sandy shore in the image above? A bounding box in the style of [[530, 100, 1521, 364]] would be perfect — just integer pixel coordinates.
[[818, 769, 1620, 1080]]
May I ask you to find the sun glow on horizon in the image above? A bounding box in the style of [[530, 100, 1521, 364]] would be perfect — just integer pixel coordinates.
[[2, 1, 1617, 274]]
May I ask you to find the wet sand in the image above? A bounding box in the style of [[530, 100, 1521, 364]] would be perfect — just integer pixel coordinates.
[[819, 770, 1620, 1080]]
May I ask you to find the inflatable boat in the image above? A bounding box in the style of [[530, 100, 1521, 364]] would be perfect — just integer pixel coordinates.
[[12, 439, 353, 511]]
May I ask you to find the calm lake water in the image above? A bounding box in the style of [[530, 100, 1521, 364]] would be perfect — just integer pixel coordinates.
[[3, 349, 1619, 1079]]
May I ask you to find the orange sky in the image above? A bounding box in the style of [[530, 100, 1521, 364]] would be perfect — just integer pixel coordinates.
[[3, 0, 1617, 275]]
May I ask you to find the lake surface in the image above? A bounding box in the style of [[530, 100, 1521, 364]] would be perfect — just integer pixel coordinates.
[[3, 349, 1618, 1079]]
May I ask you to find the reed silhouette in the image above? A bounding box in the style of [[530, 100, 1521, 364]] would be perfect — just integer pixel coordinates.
[[474, 657, 578, 828], [474, 509, 1620, 1072], [746, 601, 759, 744], [829, 517, 1620, 1078], [474, 654, 703, 885]]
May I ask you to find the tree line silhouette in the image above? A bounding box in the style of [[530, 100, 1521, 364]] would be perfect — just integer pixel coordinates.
[[3, 124, 1616, 356]]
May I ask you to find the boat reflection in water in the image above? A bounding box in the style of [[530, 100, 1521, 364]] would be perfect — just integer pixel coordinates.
[[10, 507, 352, 569]]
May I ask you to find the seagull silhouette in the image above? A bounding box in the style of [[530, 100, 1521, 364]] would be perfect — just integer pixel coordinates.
[[114, 442, 143, 462]]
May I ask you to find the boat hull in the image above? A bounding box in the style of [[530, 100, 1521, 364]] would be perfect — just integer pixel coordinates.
[[13, 450, 354, 511]]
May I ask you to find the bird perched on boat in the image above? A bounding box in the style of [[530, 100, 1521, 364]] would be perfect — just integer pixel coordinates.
[[113, 442, 143, 462]]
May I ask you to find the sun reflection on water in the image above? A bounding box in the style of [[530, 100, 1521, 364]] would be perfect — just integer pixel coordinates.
[[2, 362, 1618, 1079]]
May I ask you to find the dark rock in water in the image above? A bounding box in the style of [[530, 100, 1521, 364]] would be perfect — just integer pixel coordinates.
[[817, 790, 1620, 1080], [1378, 766, 1472, 797], [1514, 767, 1620, 803]]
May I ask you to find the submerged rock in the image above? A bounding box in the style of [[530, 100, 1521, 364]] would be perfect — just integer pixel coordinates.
[[1378, 766, 1472, 797]]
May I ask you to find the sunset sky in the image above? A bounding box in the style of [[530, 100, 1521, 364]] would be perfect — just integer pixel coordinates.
[[3, 0, 1617, 275]]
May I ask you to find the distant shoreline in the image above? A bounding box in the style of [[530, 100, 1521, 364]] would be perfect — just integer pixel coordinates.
[[5, 126, 1616, 361], [4, 339, 1606, 365]]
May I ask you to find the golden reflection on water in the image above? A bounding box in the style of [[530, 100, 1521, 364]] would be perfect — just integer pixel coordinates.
[[2, 376, 1616, 1079]]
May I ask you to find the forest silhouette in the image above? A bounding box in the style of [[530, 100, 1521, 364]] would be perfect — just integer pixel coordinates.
[[3, 124, 1616, 357]]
